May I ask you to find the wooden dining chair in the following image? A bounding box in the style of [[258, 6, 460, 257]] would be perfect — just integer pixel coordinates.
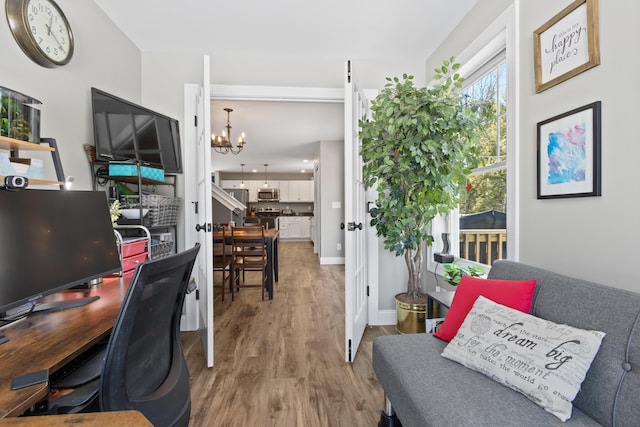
[[231, 226, 268, 300], [213, 227, 236, 301]]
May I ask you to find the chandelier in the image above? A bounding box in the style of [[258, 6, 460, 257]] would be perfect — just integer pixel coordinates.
[[211, 108, 246, 155]]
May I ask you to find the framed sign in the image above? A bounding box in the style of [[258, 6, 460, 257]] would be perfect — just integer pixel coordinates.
[[537, 101, 601, 199], [533, 0, 600, 93]]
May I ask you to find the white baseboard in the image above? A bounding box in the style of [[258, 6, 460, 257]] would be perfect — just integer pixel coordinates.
[[320, 257, 345, 265], [370, 309, 396, 326]]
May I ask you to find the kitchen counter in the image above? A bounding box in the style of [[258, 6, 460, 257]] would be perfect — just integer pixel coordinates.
[[279, 212, 313, 217]]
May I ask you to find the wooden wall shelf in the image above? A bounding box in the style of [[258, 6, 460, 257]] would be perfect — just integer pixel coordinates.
[[0, 136, 55, 152], [0, 136, 63, 187]]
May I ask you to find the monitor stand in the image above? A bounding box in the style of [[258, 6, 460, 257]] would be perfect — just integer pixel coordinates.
[[31, 296, 101, 314]]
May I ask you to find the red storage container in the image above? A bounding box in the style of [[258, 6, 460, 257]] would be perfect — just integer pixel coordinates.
[[121, 252, 148, 273], [121, 239, 147, 258]]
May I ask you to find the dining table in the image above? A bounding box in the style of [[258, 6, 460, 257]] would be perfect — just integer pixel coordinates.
[[213, 227, 279, 300]]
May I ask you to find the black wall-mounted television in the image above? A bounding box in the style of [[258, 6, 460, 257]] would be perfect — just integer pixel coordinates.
[[0, 190, 121, 318], [91, 87, 183, 173]]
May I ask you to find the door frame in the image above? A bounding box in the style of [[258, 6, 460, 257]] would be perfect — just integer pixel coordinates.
[[209, 84, 381, 325]]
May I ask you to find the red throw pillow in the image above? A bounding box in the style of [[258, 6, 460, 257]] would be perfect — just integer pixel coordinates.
[[433, 275, 536, 342]]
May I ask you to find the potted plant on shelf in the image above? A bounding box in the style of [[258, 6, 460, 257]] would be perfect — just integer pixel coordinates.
[[359, 57, 493, 333], [443, 260, 486, 286]]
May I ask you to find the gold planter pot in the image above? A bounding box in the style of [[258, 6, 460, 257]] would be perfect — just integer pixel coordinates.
[[395, 293, 426, 334]]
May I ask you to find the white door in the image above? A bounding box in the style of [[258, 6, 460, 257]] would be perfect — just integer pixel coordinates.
[[184, 56, 214, 367], [344, 60, 369, 362]]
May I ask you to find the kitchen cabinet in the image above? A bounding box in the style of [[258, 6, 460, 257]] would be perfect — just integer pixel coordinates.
[[248, 180, 260, 202], [280, 180, 314, 202], [220, 180, 244, 189], [221, 180, 275, 202], [300, 216, 311, 239], [278, 216, 312, 240]]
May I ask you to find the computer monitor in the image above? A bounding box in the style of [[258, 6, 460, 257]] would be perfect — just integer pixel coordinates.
[[0, 189, 121, 319]]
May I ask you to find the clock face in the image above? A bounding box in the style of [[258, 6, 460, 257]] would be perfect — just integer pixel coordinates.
[[26, 0, 72, 63], [5, 0, 74, 67]]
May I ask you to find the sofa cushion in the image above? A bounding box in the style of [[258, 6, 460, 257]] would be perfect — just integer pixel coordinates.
[[373, 333, 601, 427], [433, 275, 536, 342], [442, 296, 605, 421], [488, 260, 640, 426]]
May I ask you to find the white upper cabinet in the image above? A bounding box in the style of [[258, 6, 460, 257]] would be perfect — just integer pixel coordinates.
[[280, 180, 314, 202], [220, 179, 313, 202]]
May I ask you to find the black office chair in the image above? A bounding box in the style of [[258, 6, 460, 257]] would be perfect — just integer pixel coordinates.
[[49, 244, 200, 427]]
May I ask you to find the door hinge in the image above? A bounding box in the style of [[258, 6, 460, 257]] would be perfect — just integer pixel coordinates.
[[196, 289, 200, 300], [348, 339, 352, 362], [194, 115, 198, 127], [347, 60, 352, 83], [367, 286, 370, 297]]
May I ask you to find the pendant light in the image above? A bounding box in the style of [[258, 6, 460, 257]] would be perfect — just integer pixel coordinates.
[[263, 164, 269, 188]]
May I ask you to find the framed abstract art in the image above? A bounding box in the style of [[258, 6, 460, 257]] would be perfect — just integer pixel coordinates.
[[537, 101, 601, 199]]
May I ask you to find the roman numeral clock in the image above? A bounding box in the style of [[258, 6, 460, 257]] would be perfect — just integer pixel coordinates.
[[6, 0, 74, 68]]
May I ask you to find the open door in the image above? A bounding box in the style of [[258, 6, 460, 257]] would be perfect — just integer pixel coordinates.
[[183, 55, 214, 367], [344, 60, 369, 362]]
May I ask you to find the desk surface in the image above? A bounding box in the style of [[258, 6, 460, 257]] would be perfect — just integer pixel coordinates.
[[427, 290, 455, 309], [0, 410, 151, 426], [0, 277, 130, 417]]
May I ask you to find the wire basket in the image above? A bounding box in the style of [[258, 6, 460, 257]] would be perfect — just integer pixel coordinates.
[[150, 241, 175, 260], [121, 194, 181, 227]]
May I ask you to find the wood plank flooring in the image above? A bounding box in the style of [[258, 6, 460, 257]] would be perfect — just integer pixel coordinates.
[[182, 241, 395, 427]]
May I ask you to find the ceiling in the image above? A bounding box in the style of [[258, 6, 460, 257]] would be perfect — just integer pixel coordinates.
[[93, 0, 480, 173]]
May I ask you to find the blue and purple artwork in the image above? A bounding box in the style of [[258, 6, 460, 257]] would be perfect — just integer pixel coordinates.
[[546, 123, 586, 185]]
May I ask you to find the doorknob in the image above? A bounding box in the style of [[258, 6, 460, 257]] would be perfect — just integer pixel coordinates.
[[195, 222, 211, 232], [347, 222, 362, 231]]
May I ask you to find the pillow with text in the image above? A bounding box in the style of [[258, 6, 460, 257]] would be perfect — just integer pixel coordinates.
[[441, 296, 605, 421]]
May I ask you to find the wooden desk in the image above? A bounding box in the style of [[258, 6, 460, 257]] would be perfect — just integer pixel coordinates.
[[0, 277, 130, 418], [215, 228, 279, 300], [0, 410, 151, 426]]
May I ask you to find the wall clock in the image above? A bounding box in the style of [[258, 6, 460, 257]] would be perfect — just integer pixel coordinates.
[[5, 0, 74, 68]]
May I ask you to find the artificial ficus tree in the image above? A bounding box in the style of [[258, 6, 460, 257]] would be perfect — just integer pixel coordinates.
[[359, 57, 493, 302]]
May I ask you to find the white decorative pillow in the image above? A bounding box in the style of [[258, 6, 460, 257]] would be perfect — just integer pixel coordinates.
[[441, 296, 605, 422]]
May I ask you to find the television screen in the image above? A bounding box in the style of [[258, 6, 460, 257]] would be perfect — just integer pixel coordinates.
[[0, 190, 121, 317], [91, 88, 183, 173]]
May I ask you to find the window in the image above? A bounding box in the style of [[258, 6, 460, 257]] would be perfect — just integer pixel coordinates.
[[428, 7, 517, 274], [458, 57, 507, 265]]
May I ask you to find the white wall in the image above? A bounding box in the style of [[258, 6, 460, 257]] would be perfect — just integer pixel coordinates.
[[1, 0, 141, 189], [426, 0, 640, 293], [318, 140, 345, 263], [518, 0, 640, 292]]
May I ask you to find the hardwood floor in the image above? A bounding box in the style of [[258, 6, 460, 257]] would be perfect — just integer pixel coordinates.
[[182, 241, 395, 427]]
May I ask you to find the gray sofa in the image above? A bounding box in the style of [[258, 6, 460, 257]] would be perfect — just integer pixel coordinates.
[[373, 260, 640, 426]]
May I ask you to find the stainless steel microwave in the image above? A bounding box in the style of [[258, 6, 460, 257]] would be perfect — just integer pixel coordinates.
[[257, 188, 279, 201]]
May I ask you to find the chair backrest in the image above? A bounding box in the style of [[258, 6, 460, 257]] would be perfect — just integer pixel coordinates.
[[232, 226, 266, 258], [213, 227, 232, 261], [99, 244, 200, 427]]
